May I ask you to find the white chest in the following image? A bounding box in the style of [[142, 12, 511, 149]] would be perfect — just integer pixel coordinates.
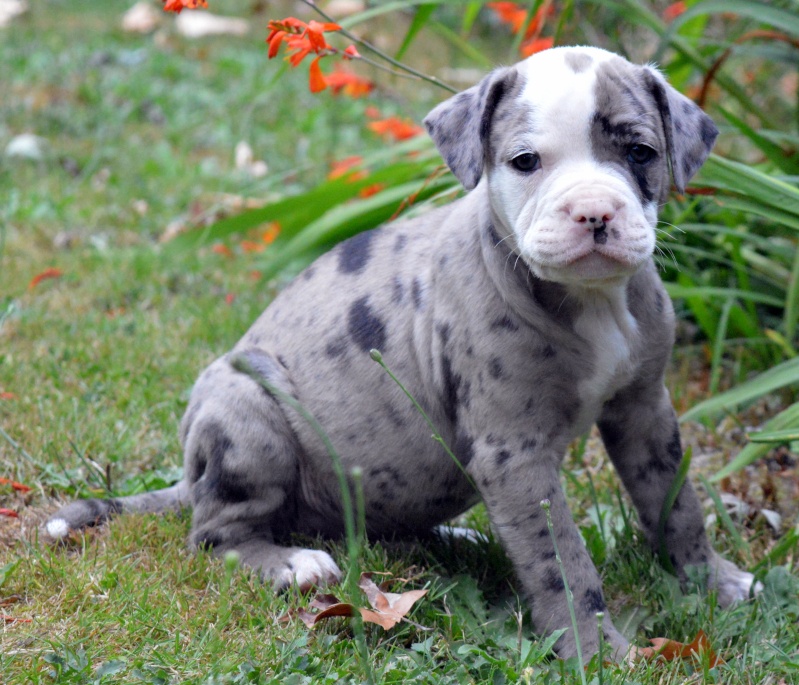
[[570, 286, 638, 433]]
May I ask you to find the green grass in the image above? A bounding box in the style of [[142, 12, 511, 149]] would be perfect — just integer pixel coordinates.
[[2, 1, 799, 683]]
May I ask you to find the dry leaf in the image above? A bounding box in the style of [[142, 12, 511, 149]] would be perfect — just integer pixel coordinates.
[[357, 573, 428, 630], [637, 630, 724, 668], [283, 573, 428, 631]]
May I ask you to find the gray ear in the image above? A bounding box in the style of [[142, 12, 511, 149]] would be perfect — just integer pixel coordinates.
[[645, 68, 718, 194], [423, 67, 516, 190]]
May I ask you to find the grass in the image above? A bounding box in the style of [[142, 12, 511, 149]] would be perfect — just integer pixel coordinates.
[[2, 1, 799, 683]]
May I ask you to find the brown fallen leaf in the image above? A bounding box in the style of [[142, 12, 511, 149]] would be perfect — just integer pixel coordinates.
[[2, 615, 31, 624], [358, 573, 428, 630], [637, 630, 724, 668], [283, 573, 428, 631]]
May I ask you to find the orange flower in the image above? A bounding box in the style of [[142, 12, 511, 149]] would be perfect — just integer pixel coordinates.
[[241, 240, 265, 253], [364, 106, 382, 119], [520, 36, 554, 57], [266, 17, 366, 93], [308, 56, 327, 93], [224, 293, 236, 305], [358, 183, 385, 198], [267, 17, 340, 66], [28, 267, 63, 290], [324, 64, 374, 97], [328, 156, 367, 181], [261, 223, 281, 245], [0, 478, 31, 493], [211, 243, 234, 258], [163, 0, 208, 13], [488, 2, 552, 39], [368, 116, 423, 142], [663, 1, 687, 21], [488, 2, 527, 33]]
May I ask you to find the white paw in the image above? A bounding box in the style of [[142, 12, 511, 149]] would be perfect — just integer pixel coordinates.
[[433, 524, 489, 544], [709, 555, 762, 606], [280, 549, 342, 593], [45, 517, 70, 539]]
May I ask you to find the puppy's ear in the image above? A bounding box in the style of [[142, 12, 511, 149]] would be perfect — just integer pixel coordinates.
[[424, 67, 517, 190], [645, 68, 718, 194]]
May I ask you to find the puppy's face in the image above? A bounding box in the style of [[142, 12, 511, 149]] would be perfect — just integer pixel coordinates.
[[425, 47, 718, 287]]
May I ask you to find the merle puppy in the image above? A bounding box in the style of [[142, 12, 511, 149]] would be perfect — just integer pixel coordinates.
[[47, 46, 759, 660]]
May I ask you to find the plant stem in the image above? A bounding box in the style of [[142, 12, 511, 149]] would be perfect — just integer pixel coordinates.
[[541, 498, 587, 684], [300, 0, 457, 93], [369, 349, 477, 491]]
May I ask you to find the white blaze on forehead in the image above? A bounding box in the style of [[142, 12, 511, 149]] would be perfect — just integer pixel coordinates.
[[514, 48, 616, 156]]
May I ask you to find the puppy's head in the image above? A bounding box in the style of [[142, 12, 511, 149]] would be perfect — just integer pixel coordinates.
[[424, 47, 717, 286]]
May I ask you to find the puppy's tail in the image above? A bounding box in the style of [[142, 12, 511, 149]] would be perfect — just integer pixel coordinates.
[[44, 480, 190, 540]]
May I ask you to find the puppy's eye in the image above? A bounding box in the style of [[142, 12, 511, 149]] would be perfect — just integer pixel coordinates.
[[627, 144, 656, 165], [510, 153, 541, 173]]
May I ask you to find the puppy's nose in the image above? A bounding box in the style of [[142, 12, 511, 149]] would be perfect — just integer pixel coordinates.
[[570, 200, 616, 229]]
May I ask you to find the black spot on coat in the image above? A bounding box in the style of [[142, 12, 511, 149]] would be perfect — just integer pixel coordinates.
[[583, 587, 606, 614], [347, 297, 386, 353], [338, 230, 375, 274]]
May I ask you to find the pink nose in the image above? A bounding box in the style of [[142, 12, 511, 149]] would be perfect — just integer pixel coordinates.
[[569, 200, 616, 228]]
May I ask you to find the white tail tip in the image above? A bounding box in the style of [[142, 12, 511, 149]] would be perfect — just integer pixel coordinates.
[[45, 518, 70, 539]]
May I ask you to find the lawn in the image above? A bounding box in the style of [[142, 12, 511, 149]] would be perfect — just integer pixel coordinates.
[[1, 1, 798, 683]]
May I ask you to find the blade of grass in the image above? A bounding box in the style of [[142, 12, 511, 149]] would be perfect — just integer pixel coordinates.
[[709, 298, 735, 395], [698, 474, 752, 563], [395, 4, 437, 60], [681, 358, 799, 423], [710, 401, 799, 480], [658, 447, 692, 575]]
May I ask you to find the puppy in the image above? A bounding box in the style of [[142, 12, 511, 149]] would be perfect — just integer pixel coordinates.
[[47, 46, 758, 660]]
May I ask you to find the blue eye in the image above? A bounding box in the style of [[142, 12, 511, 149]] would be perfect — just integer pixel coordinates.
[[510, 153, 541, 173], [627, 144, 656, 164]]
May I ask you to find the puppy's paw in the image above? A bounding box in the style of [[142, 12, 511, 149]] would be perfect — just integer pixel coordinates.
[[270, 549, 342, 593], [707, 553, 762, 606]]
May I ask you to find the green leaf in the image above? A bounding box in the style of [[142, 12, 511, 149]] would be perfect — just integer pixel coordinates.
[[682, 358, 799, 423], [165, 156, 439, 252], [665, 283, 784, 308], [747, 428, 799, 444], [698, 155, 799, 220], [460, 2, 484, 35], [718, 109, 799, 175], [0, 560, 19, 590], [784, 247, 799, 341], [658, 447, 692, 574], [672, 0, 799, 38], [255, 177, 454, 281], [395, 4, 437, 61]]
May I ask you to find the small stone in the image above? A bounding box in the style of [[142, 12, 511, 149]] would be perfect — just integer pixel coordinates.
[[5, 133, 47, 161]]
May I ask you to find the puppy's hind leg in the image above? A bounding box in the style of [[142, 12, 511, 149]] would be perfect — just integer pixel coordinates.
[[183, 350, 341, 592]]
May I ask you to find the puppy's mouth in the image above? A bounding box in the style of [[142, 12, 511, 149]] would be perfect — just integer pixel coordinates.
[[567, 250, 637, 280], [528, 246, 644, 286]]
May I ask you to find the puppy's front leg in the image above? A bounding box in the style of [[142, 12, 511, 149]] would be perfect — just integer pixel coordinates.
[[598, 383, 759, 604], [467, 437, 629, 661]]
